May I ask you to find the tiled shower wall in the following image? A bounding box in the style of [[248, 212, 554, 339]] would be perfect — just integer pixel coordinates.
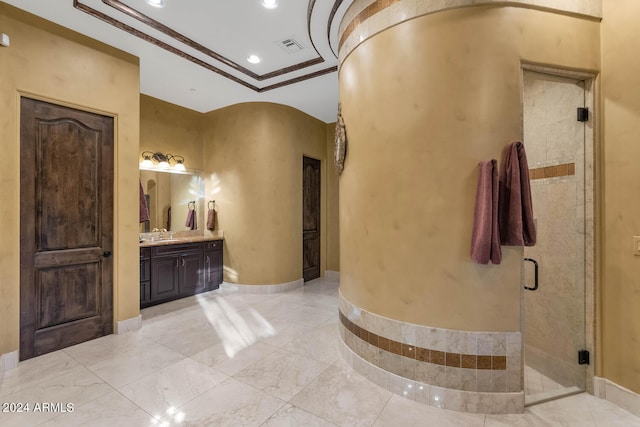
[[339, 292, 524, 413], [522, 70, 594, 391]]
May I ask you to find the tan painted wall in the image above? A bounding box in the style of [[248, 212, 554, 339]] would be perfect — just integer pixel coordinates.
[[339, 6, 599, 332], [601, 0, 640, 394], [0, 4, 140, 355], [201, 103, 328, 285], [326, 122, 340, 272], [140, 94, 203, 171]]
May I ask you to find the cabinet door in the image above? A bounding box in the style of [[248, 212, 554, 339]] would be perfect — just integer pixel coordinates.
[[150, 256, 180, 302], [204, 250, 222, 290], [179, 252, 204, 296], [140, 281, 151, 307]]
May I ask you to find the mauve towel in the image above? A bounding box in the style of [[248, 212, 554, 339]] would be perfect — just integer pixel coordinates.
[[207, 208, 216, 231], [185, 208, 197, 230], [139, 181, 150, 223], [471, 159, 502, 264], [498, 141, 536, 246]]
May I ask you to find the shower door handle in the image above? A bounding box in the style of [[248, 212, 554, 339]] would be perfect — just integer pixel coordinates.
[[524, 258, 539, 291]]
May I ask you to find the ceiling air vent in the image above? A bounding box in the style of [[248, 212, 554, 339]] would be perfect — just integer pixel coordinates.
[[277, 36, 305, 53]]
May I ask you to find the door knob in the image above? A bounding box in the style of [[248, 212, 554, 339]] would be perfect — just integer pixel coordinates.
[[103, 251, 112, 258]]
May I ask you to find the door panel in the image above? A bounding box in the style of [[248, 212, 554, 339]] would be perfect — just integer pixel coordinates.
[[20, 97, 114, 361], [303, 156, 321, 282], [150, 257, 180, 301], [179, 253, 204, 295]]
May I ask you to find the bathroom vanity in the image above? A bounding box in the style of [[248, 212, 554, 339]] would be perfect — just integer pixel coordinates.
[[139, 237, 223, 308]]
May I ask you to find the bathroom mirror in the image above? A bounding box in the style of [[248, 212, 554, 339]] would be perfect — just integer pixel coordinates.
[[139, 169, 205, 232]]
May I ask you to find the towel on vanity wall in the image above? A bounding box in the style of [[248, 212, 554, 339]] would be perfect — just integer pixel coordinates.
[[471, 159, 502, 264], [207, 208, 217, 231], [185, 208, 197, 230], [167, 207, 171, 231], [498, 141, 536, 246], [139, 181, 150, 223]]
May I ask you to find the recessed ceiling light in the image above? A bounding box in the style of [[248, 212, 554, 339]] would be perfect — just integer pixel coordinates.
[[261, 0, 278, 9], [247, 55, 261, 64], [146, 0, 165, 8]]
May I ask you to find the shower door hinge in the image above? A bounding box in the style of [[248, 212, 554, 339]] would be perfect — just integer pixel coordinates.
[[577, 107, 589, 122], [578, 349, 590, 365]]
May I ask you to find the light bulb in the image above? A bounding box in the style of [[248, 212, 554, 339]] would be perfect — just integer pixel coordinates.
[[261, 0, 278, 9], [146, 0, 165, 8]]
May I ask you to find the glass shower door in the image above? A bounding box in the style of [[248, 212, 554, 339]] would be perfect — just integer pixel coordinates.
[[522, 70, 589, 405]]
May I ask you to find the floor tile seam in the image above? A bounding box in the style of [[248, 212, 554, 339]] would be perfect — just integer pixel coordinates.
[[371, 392, 400, 426], [37, 382, 121, 424], [257, 400, 290, 426], [0, 364, 114, 409], [84, 350, 187, 391], [0, 358, 81, 400]]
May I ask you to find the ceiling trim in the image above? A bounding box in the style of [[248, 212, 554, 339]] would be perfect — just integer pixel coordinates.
[[327, 0, 344, 59], [100, 0, 325, 81], [73, 0, 336, 93]]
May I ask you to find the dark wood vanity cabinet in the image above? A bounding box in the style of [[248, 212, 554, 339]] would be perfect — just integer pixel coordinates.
[[140, 240, 223, 308], [204, 240, 223, 291], [140, 248, 151, 306]]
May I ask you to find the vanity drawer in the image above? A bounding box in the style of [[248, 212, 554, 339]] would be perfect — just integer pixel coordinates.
[[205, 240, 223, 251], [151, 242, 204, 257]]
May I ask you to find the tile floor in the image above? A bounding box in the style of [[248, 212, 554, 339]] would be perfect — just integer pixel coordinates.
[[1, 277, 639, 426]]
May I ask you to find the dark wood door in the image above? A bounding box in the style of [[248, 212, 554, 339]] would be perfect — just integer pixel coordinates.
[[303, 156, 321, 282], [20, 97, 114, 361]]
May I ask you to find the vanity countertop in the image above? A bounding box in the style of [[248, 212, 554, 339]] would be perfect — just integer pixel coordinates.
[[140, 235, 223, 248]]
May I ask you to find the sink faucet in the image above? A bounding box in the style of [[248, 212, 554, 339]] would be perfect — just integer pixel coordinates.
[[151, 228, 168, 239]]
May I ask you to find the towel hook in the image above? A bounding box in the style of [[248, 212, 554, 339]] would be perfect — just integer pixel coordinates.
[[188, 200, 196, 210], [208, 200, 215, 210]]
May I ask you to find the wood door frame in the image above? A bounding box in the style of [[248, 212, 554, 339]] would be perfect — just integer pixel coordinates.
[[18, 93, 117, 360]]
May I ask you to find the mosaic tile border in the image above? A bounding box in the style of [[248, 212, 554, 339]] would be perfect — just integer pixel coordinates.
[[339, 312, 507, 371], [337, 0, 602, 65], [338, 328, 524, 414], [339, 291, 522, 397], [529, 162, 575, 180]]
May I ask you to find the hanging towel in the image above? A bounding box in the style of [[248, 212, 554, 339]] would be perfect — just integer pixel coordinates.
[[207, 208, 217, 231], [498, 141, 536, 246], [185, 207, 197, 230], [167, 206, 171, 231], [471, 159, 502, 264], [139, 181, 150, 223]]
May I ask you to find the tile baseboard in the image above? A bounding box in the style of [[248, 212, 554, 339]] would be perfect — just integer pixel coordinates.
[[324, 270, 340, 282], [0, 350, 19, 372], [594, 377, 640, 418], [220, 278, 303, 294], [115, 314, 142, 334]]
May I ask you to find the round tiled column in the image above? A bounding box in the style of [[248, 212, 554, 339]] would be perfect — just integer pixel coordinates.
[[336, 0, 600, 414]]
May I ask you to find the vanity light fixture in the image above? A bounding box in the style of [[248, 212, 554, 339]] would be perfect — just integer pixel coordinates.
[[247, 54, 261, 64], [261, 0, 278, 9], [146, 0, 165, 8], [140, 151, 186, 172]]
